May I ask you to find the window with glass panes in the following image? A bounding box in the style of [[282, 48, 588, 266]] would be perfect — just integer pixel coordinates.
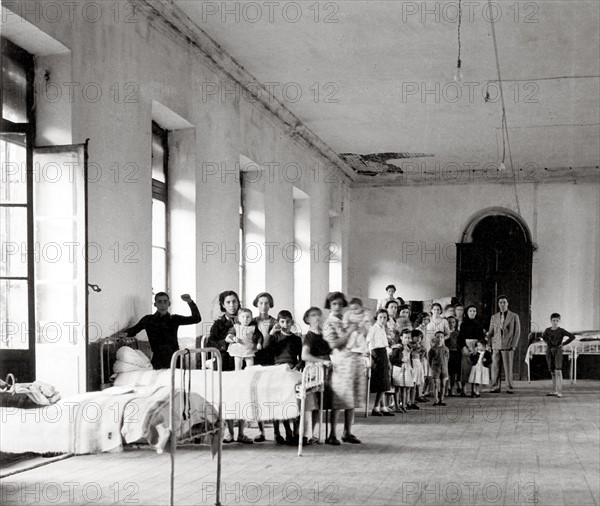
[[151, 122, 168, 299], [1, 38, 35, 364]]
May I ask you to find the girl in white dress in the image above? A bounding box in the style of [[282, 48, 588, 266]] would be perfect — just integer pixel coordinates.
[[468, 340, 491, 396]]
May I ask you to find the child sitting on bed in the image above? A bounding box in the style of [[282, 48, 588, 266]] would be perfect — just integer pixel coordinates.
[[266, 310, 303, 444], [226, 308, 263, 370]]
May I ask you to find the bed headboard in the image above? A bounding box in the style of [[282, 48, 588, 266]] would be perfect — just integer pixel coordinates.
[[100, 336, 140, 388]]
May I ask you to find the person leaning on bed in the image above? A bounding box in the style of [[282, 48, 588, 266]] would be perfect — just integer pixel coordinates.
[[119, 292, 201, 370]]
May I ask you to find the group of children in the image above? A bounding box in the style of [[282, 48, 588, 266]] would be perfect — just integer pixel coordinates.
[[368, 292, 494, 415], [223, 291, 494, 427]]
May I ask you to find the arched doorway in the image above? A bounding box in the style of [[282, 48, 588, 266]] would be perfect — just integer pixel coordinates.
[[456, 208, 533, 380]]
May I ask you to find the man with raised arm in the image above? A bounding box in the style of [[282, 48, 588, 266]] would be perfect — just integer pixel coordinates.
[[119, 292, 201, 369]]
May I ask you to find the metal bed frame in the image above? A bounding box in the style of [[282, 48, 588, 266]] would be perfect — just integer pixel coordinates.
[[296, 362, 326, 456], [99, 339, 223, 505], [169, 347, 223, 506]]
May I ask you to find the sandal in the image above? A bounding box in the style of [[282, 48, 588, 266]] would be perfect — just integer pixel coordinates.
[[237, 435, 254, 444]]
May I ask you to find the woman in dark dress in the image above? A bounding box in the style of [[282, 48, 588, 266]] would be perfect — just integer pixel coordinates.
[[458, 304, 486, 396], [207, 290, 253, 443]]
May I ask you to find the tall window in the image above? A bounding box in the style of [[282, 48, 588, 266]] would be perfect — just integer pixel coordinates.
[[1, 38, 35, 359], [151, 122, 168, 299]]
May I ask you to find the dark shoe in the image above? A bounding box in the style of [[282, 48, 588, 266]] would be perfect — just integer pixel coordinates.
[[285, 435, 298, 446], [432, 401, 440, 406], [382, 410, 395, 417], [507, 389, 514, 394], [341, 434, 362, 444], [325, 436, 341, 446], [475, 394, 481, 398], [223, 435, 234, 444], [254, 434, 266, 442], [490, 389, 500, 393], [237, 435, 254, 444], [438, 402, 447, 406], [460, 391, 467, 397], [471, 391, 476, 397], [447, 392, 454, 397], [275, 435, 286, 445], [546, 392, 558, 396], [416, 397, 427, 403], [371, 409, 384, 417], [302, 437, 312, 446], [410, 404, 420, 410]]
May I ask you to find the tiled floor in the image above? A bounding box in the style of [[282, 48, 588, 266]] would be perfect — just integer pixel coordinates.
[[1, 380, 599, 506]]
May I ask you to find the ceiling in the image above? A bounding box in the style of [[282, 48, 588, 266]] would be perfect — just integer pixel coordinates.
[[175, 0, 600, 182]]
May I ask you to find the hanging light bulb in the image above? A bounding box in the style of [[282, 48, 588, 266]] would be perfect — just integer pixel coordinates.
[[498, 161, 506, 171], [453, 58, 463, 82]]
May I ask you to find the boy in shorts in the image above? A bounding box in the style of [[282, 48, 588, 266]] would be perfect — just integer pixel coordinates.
[[428, 331, 449, 406], [542, 313, 576, 398]]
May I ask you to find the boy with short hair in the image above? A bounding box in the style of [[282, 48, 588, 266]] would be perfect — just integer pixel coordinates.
[[428, 331, 450, 406], [542, 313, 576, 398], [120, 292, 200, 369], [267, 310, 303, 444]]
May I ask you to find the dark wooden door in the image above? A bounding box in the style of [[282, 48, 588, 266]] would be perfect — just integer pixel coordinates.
[[456, 242, 533, 380]]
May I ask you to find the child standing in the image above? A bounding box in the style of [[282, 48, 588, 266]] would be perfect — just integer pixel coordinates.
[[410, 330, 426, 405], [226, 308, 263, 370], [415, 312, 432, 396], [542, 313, 576, 398], [445, 316, 461, 397], [301, 307, 331, 444], [266, 310, 303, 444], [366, 310, 394, 416], [428, 331, 449, 406], [390, 328, 414, 412], [468, 340, 492, 397]]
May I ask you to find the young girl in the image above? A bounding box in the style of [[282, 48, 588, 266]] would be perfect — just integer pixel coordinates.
[[366, 310, 394, 416], [226, 308, 263, 370], [445, 316, 461, 397], [301, 307, 331, 445], [469, 340, 492, 397], [415, 312, 432, 397], [410, 329, 426, 405], [390, 328, 413, 412]]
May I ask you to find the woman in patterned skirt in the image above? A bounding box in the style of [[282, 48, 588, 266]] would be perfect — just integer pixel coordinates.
[[322, 292, 366, 445]]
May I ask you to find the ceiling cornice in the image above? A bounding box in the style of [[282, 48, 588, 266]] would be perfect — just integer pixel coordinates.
[[136, 0, 356, 184]]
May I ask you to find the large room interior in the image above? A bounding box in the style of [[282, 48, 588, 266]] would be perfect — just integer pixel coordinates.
[[1, 0, 599, 505]]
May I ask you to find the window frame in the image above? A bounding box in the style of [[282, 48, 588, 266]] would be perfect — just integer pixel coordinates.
[[1, 37, 36, 358], [151, 121, 169, 296]]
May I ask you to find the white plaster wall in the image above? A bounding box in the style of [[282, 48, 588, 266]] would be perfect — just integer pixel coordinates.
[[7, 2, 349, 386], [348, 182, 600, 332]]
